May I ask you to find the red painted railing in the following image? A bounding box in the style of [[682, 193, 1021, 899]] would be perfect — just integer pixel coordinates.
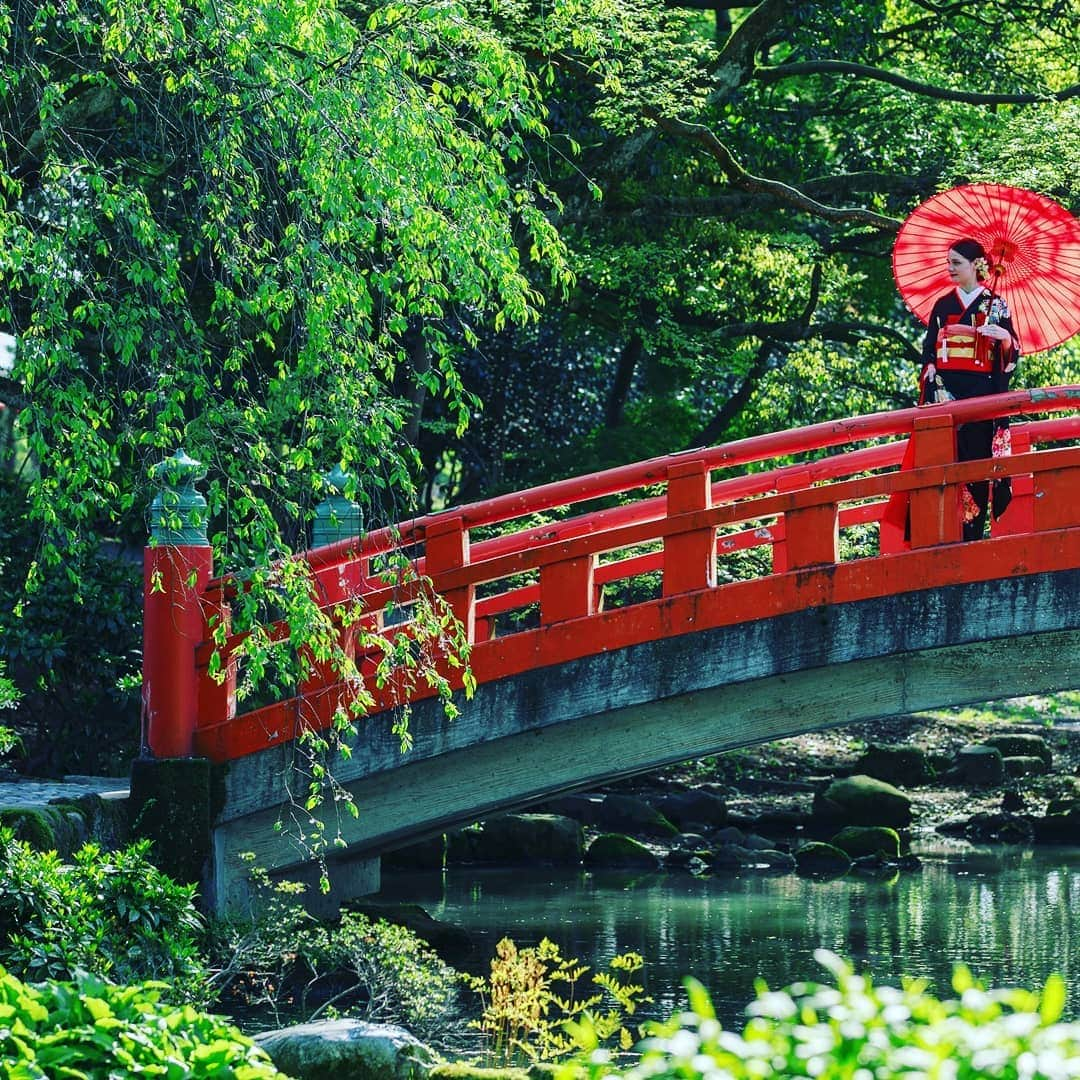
[[143, 386, 1080, 764]]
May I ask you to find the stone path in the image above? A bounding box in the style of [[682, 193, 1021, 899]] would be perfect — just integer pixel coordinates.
[[0, 775, 129, 807]]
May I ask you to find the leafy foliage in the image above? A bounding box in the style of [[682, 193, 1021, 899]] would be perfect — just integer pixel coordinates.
[[0, 660, 16, 712], [0, 966, 286, 1079], [419, 0, 1080, 503], [0, 470, 140, 775], [468, 936, 649, 1064], [561, 951, 1080, 1080], [0, 834, 208, 1000], [211, 899, 462, 1038], [0, 0, 577, 774]]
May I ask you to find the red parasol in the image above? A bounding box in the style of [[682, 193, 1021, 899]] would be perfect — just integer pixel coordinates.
[[892, 183, 1080, 354]]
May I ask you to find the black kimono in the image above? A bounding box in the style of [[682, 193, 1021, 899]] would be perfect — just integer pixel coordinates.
[[921, 287, 1020, 540]]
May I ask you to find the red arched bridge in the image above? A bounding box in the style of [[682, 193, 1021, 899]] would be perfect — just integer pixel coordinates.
[[139, 387, 1080, 912]]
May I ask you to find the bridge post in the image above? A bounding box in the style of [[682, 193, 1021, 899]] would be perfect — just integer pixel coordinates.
[[664, 459, 716, 595], [142, 450, 213, 757], [301, 466, 364, 696], [132, 449, 213, 890], [426, 515, 475, 641], [908, 413, 962, 547]]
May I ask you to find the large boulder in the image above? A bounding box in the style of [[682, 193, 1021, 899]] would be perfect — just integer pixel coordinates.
[[0, 805, 88, 857], [952, 745, 1005, 786], [538, 794, 605, 825], [710, 845, 795, 873], [446, 814, 583, 865], [1003, 755, 1048, 778], [655, 790, 728, 831], [1034, 810, 1080, 845], [981, 733, 1053, 767], [584, 833, 660, 870], [752, 809, 813, 835], [794, 842, 851, 877], [829, 826, 901, 859], [813, 775, 912, 828], [256, 1019, 435, 1080], [962, 812, 1034, 845], [851, 745, 934, 786], [593, 794, 679, 838]]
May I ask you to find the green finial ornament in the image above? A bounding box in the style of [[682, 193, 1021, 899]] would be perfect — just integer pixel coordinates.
[[313, 464, 362, 547], [149, 450, 209, 545]]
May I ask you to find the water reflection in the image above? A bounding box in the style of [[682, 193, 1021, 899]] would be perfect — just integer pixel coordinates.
[[377, 844, 1080, 1028]]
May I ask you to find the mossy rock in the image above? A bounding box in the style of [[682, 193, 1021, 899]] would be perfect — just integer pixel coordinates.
[[1034, 810, 1080, 845], [953, 744, 1005, 786], [655, 790, 728, 831], [852, 745, 934, 786], [430, 1066, 532, 1080], [829, 826, 901, 859], [584, 833, 660, 870], [1003, 755, 1048, 778], [256, 1018, 435, 1080], [69, 792, 130, 849], [964, 812, 1034, 845], [982, 733, 1052, 766], [446, 814, 582, 866], [594, 794, 678, 838], [813, 775, 912, 828], [794, 842, 851, 877], [0, 805, 88, 856]]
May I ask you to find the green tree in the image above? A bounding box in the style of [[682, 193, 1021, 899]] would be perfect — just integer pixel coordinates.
[[0, 0, 580, 768], [419, 0, 1080, 501]]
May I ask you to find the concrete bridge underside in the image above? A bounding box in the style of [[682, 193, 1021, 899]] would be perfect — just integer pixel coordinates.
[[211, 567, 1080, 912]]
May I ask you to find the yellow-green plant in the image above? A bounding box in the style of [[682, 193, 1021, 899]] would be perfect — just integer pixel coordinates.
[[468, 937, 649, 1065]]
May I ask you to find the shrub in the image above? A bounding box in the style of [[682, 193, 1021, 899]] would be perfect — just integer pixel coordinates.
[[0, 966, 286, 1078], [562, 951, 1080, 1080], [0, 834, 208, 1000], [211, 900, 462, 1039]]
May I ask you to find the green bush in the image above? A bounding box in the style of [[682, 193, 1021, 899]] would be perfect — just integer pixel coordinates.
[[212, 900, 462, 1038], [0, 966, 286, 1078], [0, 834, 208, 1000], [563, 951, 1080, 1079]]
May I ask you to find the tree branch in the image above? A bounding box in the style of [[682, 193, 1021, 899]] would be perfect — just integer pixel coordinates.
[[583, 171, 932, 222], [691, 338, 776, 447], [647, 111, 901, 230], [754, 60, 1080, 105], [710, 0, 791, 93]]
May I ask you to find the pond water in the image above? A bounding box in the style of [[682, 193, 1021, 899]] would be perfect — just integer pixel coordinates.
[[377, 842, 1080, 1029]]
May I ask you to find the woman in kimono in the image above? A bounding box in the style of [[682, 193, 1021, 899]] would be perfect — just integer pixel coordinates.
[[920, 237, 1020, 540]]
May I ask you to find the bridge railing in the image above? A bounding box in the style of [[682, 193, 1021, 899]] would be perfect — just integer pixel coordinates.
[[142, 386, 1080, 763]]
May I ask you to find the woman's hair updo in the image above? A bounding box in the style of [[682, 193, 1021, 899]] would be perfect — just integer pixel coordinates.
[[950, 237, 990, 281]]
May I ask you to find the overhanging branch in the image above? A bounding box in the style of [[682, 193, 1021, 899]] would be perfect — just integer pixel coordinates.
[[650, 112, 902, 230], [755, 60, 1080, 105]]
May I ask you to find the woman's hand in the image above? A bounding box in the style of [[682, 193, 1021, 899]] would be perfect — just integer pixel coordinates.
[[923, 362, 936, 382], [977, 324, 1013, 343]]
